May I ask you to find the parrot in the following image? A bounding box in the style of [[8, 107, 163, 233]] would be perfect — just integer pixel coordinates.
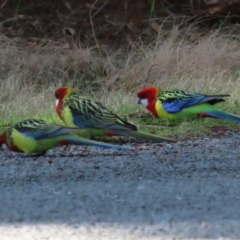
[[137, 86, 240, 122], [54, 87, 176, 143], [0, 119, 129, 156]]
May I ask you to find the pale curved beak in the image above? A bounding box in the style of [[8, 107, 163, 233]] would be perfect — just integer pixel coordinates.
[[55, 99, 59, 106], [137, 98, 148, 107], [136, 97, 141, 104]]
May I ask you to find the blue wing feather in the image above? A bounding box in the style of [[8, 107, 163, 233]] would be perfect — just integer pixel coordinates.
[[156, 89, 228, 113], [14, 119, 80, 140], [161, 93, 206, 113]]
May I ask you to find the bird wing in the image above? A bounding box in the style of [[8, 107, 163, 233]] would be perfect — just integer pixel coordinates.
[[13, 119, 81, 140], [63, 94, 137, 131], [158, 90, 227, 113]]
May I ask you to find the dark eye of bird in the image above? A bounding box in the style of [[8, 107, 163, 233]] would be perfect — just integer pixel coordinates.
[[55, 92, 59, 98]]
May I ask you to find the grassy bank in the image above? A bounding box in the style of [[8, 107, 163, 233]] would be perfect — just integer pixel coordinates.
[[1, 26, 240, 137]]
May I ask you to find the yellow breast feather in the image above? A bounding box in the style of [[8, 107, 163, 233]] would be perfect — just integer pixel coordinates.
[[11, 129, 36, 154], [155, 100, 177, 120]]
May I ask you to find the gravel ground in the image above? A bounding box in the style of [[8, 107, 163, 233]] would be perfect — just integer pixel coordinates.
[[0, 130, 240, 239]]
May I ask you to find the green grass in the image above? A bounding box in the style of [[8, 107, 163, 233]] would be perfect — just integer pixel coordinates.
[[1, 95, 240, 140], [1, 26, 240, 140], [137, 116, 240, 137]]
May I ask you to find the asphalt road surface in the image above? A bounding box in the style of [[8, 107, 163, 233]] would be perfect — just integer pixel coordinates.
[[0, 130, 240, 239]]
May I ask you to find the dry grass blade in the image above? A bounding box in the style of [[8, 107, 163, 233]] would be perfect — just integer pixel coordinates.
[[1, 25, 240, 137]]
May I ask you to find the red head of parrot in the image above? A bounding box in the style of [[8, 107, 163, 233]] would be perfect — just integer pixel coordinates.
[[137, 87, 159, 117], [54, 87, 73, 120]]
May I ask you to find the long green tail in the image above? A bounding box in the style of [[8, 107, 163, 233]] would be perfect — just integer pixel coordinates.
[[113, 130, 176, 143], [63, 135, 130, 151], [203, 110, 240, 123]]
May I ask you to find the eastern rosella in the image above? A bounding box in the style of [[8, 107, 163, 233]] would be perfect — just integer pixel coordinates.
[[0, 119, 128, 155], [54, 87, 175, 142], [137, 87, 240, 122]]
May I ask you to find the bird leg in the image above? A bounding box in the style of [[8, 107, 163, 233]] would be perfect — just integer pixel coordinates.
[[31, 151, 47, 157]]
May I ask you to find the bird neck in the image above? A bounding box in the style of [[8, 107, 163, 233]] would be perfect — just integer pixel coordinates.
[[56, 90, 72, 120], [0, 131, 22, 152], [0, 132, 7, 145], [147, 100, 159, 117], [56, 99, 64, 120]]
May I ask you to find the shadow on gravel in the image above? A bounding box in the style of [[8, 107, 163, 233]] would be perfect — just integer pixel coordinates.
[[0, 138, 240, 237]]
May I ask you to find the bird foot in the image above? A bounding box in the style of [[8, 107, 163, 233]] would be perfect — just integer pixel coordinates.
[[30, 151, 47, 157]]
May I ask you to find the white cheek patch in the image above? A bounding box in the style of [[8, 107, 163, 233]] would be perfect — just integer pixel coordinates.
[[140, 98, 149, 107], [55, 99, 59, 106], [2, 144, 8, 150]]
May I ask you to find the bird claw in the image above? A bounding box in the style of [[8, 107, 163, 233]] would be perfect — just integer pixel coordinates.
[[31, 151, 47, 157]]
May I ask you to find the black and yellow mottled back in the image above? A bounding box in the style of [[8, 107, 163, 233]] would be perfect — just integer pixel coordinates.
[[156, 89, 229, 113], [11, 119, 81, 140], [62, 91, 137, 131]]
